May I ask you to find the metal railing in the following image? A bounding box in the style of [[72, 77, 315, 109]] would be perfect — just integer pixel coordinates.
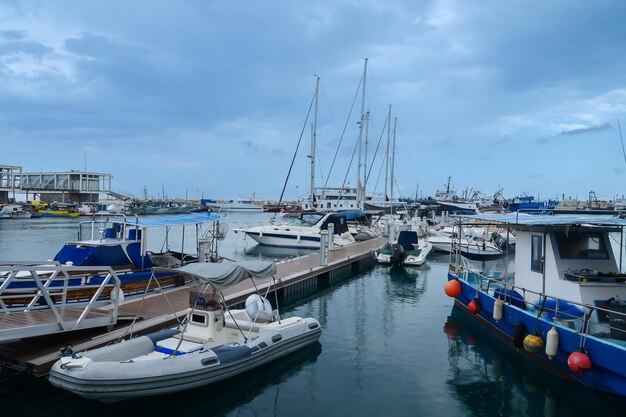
[[0, 261, 121, 340], [450, 263, 626, 341]]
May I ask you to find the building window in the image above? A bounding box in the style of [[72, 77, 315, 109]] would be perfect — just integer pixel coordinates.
[[531, 235, 543, 272]]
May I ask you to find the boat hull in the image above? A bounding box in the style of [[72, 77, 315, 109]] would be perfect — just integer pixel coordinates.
[[244, 231, 322, 249], [448, 272, 626, 401], [49, 320, 321, 402]]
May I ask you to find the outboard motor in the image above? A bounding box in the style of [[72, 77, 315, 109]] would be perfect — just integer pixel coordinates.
[[492, 232, 507, 250], [390, 243, 405, 267]]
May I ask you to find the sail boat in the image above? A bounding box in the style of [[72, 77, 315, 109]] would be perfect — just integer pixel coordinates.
[[234, 77, 357, 249]]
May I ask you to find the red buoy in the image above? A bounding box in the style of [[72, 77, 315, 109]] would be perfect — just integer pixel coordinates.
[[568, 349, 592, 374], [468, 297, 482, 314], [444, 279, 462, 297]]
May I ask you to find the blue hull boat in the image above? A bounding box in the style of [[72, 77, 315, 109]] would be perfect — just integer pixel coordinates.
[[445, 214, 626, 403]]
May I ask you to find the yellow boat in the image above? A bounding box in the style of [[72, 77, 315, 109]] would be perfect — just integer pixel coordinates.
[[39, 203, 80, 218]]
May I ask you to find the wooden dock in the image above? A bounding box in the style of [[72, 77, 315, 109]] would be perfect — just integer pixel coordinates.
[[0, 237, 385, 376]]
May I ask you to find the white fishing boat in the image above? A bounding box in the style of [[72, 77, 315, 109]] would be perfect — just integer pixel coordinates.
[[235, 211, 356, 249], [48, 260, 322, 403], [376, 230, 433, 267], [429, 224, 504, 260], [0, 204, 32, 219], [205, 199, 264, 213]]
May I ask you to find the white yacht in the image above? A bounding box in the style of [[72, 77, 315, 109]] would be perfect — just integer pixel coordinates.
[[234, 212, 356, 249], [205, 199, 264, 213]]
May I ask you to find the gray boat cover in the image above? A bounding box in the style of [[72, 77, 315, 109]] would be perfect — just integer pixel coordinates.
[[173, 261, 277, 289]]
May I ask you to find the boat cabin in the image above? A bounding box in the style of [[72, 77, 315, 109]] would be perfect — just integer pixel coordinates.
[[514, 223, 626, 308]]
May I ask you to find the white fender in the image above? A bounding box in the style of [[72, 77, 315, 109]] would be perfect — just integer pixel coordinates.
[[245, 294, 273, 323], [110, 287, 125, 304], [493, 298, 503, 322], [545, 326, 559, 359]]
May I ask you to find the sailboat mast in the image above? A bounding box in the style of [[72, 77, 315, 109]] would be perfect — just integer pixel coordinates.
[[310, 75, 320, 208], [357, 58, 368, 208], [385, 104, 391, 201], [391, 117, 397, 204], [363, 110, 370, 205]]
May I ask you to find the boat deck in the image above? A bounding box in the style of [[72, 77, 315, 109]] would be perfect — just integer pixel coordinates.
[[0, 307, 115, 342], [0, 237, 385, 375]]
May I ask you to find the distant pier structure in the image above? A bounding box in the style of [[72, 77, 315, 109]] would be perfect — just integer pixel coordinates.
[[0, 164, 113, 204]]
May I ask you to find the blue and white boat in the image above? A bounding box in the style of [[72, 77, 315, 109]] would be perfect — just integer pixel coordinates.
[[1, 213, 221, 305], [507, 195, 559, 214], [445, 214, 626, 402]]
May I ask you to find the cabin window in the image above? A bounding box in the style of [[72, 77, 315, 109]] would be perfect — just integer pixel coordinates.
[[555, 231, 609, 259], [531, 235, 543, 272], [191, 313, 208, 326]]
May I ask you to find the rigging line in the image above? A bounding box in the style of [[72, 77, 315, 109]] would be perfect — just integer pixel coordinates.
[[618, 118, 626, 167], [273, 91, 316, 222], [339, 124, 361, 194], [372, 151, 385, 197], [322, 74, 363, 196], [365, 115, 388, 188], [365, 62, 388, 123]]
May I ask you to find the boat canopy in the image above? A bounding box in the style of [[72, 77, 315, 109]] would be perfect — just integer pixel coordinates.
[[125, 213, 220, 227], [173, 261, 277, 290], [338, 210, 367, 220], [456, 213, 626, 227]]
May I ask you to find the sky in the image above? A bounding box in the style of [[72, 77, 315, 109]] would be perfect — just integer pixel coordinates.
[[1, 0, 626, 203]]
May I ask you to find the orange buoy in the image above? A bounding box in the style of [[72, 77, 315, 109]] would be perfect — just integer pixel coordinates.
[[523, 334, 545, 354], [444, 279, 462, 297], [568, 349, 592, 374], [468, 297, 482, 314]]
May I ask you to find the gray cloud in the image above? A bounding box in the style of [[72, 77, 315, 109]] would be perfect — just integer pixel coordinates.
[[558, 122, 612, 136], [0, 30, 27, 40], [0, 40, 52, 56]]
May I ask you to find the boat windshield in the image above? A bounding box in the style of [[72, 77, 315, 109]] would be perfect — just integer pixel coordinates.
[[288, 213, 325, 227]]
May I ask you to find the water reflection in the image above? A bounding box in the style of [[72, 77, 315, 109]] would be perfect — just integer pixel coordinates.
[[0, 342, 322, 417], [444, 305, 624, 417], [385, 265, 427, 304]]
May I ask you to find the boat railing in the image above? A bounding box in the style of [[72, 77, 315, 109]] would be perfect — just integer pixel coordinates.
[[450, 263, 626, 342], [77, 213, 140, 241], [0, 261, 121, 341]]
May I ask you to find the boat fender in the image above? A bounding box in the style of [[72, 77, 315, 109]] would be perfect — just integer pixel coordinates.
[[568, 348, 592, 374], [110, 288, 124, 304], [245, 294, 273, 323], [493, 298, 504, 322], [513, 322, 527, 348], [545, 326, 559, 359], [523, 334, 545, 354], [468, 297, 482, 314], [444, 279, 462, 297]]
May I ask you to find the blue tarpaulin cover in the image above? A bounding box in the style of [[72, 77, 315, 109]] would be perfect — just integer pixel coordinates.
[[125, 213, 220, 227]]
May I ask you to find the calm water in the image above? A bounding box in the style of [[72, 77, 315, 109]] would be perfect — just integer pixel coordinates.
[[0, 213, 624, 416]]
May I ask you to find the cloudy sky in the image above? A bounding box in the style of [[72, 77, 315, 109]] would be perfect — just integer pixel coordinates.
[[2, 0, 626, 202]]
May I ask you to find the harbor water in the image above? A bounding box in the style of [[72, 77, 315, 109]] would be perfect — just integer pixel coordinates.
[[0, 213, 624, 416]]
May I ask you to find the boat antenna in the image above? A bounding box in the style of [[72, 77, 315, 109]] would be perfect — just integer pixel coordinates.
[[618, 118, 626, 167], [272, 83, 316, 222]]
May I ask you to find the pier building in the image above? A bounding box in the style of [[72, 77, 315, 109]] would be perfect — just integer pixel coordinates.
[[0, 164, 113, 203], [0, 165, 22, 204]]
